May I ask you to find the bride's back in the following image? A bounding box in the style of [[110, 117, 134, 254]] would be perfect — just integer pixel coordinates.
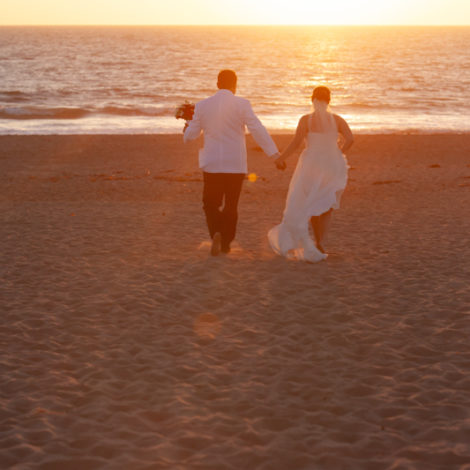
[[308, 100, 338, 135]]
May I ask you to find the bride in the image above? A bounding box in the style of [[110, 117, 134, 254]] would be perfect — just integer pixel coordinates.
[[269, 86, 354, 262]]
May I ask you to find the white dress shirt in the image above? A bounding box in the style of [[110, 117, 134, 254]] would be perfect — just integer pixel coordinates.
[[184, 89, 278, 174]]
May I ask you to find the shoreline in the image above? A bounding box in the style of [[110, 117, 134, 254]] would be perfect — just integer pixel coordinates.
[[2, 131, 470, 134], [2, 129, 470, 136]]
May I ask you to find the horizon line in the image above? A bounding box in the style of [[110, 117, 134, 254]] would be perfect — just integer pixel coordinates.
[[1, 23, 469, 27]]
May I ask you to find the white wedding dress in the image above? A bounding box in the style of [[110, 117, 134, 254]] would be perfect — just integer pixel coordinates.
[[268, 102, 348, 262]]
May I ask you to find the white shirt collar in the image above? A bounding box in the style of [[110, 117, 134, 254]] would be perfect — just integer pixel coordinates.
[[216, 89, 234, 96]]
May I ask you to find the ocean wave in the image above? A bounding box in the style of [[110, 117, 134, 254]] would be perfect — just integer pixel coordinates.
[[0, 91, 31, 103], [341, 102, 404, 110], [100, 106, 169, 117], [0, 106, 90, 120], [0, 105, 172, 120]]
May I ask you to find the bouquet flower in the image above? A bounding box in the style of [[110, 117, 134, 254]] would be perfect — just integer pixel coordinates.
[[175, 101, 195, 121]]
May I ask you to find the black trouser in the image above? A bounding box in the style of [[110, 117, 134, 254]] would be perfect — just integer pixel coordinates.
[[202, 172, 245, 251]]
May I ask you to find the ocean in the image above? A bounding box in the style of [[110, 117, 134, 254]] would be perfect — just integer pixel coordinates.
[[0, 26, 469, 135]]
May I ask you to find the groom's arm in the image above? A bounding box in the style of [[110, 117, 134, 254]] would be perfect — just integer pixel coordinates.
[[242, 100, 278, 157], [183, 103, 202, 142]]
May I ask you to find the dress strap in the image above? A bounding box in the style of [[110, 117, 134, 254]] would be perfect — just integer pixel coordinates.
[[308, 113, 314, 133], [330, 113, 338, 132]]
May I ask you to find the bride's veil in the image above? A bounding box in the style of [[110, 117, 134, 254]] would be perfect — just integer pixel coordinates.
[[312, 98, 336, 133]]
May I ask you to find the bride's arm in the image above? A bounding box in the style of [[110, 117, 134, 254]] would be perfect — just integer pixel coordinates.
[[335, 115, 354, 153], [274, 115, 308, 168]]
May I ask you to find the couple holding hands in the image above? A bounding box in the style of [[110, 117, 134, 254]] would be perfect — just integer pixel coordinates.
[[183, 69, 354, 263]]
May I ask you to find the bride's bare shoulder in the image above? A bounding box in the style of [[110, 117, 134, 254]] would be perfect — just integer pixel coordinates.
[[333, 114, 349, 129], [298, 114, 310, 127], [293, 114, 310, 136], [332, 113, 342, 122]]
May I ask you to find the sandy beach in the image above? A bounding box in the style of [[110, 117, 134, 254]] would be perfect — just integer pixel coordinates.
[[1, 133, 470, 469]]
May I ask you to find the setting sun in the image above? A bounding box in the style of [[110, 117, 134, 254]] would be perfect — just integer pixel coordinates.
[[1, 0, 469, 25]]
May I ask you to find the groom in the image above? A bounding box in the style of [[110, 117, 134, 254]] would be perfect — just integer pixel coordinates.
[[184, 70, 280, 255]]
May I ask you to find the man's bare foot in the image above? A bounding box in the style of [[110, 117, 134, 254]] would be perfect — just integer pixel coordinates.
[[210, 232, 222, 256]]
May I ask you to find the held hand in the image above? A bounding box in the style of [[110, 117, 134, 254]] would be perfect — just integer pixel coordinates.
[[274, 156, 286, 171]]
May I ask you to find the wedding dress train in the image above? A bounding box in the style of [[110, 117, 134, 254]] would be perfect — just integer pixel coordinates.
[[268, 106, 348, 262]]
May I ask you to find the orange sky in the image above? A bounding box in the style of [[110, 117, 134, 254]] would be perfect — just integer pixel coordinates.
[[1, 0, 470, 25]]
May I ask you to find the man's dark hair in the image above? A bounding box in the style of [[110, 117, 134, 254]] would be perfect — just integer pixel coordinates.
[[217, 70, 237, 90]]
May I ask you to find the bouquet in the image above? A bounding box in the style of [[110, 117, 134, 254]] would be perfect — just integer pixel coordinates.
[[175, 101, 195, 121]]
